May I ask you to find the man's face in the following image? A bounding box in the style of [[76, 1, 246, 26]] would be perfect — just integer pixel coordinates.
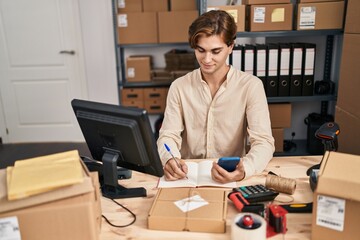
[[194, 35, 233, 76]]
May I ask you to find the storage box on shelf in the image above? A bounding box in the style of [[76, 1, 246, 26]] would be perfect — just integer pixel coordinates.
[[206, 5, 246, 32], [296, 1, 345, 30], [247, 3, 293, 32]]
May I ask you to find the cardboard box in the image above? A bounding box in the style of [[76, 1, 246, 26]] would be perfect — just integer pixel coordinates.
[[243, 0, 291, 4], [345, 0, 360, 34], [126, 56, 151, 82], [151, 68, 173, 81], [122, 100, 145, 108], [337, 34, 360, 119], [248, 4, 293, 32], [296, 1, 345, 30], [118, 0, 142, 13], [268, 103, 292, 128], [0, 163, 101, 240], [144, 99, 166, 114], [118, 12, 158, 44], [170, 0, 197, 11], [272, 128, 284, 152], [207, 5, 246, 32], [148, 188, 227, 233], [165, 49, 198, 71], [298, 0, 343, 2], [158, 11, 198, 43], [143, 0, 168, 12], [144, 87, 167, 100], [335, 106, 360, 155], [312, 151, 360, 240], [121, 88, 144, 102]]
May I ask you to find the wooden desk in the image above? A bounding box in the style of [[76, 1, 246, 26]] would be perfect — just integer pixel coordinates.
[[99, 156, 321, 240]]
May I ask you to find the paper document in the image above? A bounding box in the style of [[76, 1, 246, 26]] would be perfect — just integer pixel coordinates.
[[157, 160, 236, 188]]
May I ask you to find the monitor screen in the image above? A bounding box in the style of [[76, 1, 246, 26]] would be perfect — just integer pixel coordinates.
[[71, 99, 164, 199]]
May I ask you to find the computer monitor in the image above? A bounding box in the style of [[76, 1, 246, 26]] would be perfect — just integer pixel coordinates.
[[71, 99, 164, 199]]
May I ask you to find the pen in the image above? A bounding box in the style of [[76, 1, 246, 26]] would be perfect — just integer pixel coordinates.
[[164, 143, 187, 178]]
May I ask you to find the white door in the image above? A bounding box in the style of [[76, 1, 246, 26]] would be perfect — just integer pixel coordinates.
[[0, 0, 87, 143]]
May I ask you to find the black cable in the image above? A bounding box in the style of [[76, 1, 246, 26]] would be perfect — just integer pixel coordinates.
[[81, 155, 137, 227], [102, 199, 137, 228]]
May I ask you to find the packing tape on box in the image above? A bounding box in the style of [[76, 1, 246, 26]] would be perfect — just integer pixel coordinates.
[[231, 213, 266, 240]]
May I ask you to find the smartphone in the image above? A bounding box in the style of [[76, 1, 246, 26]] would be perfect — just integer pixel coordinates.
[[218, 157, 241, 172]]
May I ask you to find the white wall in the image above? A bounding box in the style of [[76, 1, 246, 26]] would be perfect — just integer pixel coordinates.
[[79, 0, 118, 105]]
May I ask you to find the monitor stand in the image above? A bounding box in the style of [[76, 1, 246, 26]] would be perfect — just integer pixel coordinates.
[[101, 151, 146, 199]]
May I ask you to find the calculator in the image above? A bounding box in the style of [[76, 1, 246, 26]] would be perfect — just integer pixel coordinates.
[[232, 184, 279, 203]]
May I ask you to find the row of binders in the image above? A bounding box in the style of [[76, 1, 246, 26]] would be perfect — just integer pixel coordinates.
[[230, 43, 316, 97]]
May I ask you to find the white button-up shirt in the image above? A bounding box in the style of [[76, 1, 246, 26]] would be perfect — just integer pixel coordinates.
[[157, 66, 275, 178]]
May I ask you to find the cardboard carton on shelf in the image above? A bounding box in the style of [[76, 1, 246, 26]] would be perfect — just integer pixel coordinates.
[[118, 12, 158, 44], [158, 11, 198, 43], [296, 1, 345, 30], [268, 103, 292, 128], [117, 0, 142, 13], [143, 0, 168, 12], [248, 3, 293, 32], [170, 0, 197, 11], [207, 5, 246, 32], [126, 56, 152, 82], [243, 0, 291, 4]]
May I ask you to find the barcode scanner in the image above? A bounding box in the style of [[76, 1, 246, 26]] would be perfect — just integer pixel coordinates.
[[307, 122, 340, 191]]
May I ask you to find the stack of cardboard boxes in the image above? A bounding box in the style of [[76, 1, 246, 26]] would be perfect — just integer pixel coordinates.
[[335, 0, 360, 155], [119, 0, 198, 114], [269, 103, 292, 153]]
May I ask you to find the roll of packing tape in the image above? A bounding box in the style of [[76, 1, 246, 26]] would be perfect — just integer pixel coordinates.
[[231, 213, 266, 240]]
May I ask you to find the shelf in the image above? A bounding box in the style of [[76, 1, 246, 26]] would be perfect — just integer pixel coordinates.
[[117, 30, 343, 49], [267, 94, 337, 103], [121, 81, 173, 88], [274, 139, 324, 157], [235, 29, 343, 38], [119, 42, 190, 49], [120, 81, 337, 103]]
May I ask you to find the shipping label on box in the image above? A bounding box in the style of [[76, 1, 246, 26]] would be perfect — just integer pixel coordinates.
[[249, 4, 293, 32], [118, 12, 158, 44], [0, 159, 101, 240], [126, 56, 151, 82], [296, 1, 345, 30]]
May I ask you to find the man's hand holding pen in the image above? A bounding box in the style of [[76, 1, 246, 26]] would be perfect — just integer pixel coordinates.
[[163, 158, 188, 181], [163, 143, 188, 180]]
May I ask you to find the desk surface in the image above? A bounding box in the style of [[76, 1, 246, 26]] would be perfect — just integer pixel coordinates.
[[99, 155, 321, 240]]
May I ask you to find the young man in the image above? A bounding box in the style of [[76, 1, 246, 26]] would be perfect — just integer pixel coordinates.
[[157, 10, 274, 183]]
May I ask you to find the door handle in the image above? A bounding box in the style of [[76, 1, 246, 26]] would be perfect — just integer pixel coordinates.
[[59, 50, 75, 55]]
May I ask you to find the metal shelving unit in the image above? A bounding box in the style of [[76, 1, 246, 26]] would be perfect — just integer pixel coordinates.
[[112, 0, 343, 156]]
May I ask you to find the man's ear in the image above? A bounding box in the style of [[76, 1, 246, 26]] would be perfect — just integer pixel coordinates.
[[228, 42, 235, 54]]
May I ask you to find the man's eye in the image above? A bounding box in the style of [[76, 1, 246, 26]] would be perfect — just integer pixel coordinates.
[[212, 51, 221, 55], [197, 48, 205, 53]]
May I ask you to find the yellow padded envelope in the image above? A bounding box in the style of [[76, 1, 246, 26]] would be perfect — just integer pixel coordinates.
[[7, 150, 84, 200]]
